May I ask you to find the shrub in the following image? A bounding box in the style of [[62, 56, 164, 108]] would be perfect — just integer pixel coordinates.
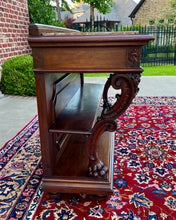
[[63, 15, 75, 29], [1, 55, 36, 96]]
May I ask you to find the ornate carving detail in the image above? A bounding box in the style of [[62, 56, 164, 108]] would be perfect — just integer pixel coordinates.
[[101, 73, 141, 120], [128, 48, 140, 65], [127, 73, 141, 95], [88, 119, 117, 178], [88, 72, 141, 179]]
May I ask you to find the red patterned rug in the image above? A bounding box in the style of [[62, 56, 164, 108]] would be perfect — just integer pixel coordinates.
[[1, 97, 176, 220]]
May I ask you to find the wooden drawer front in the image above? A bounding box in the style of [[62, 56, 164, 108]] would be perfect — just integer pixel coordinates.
[[32, 46, 141, 72]]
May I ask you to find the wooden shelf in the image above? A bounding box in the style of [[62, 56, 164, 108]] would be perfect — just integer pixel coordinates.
[[42, 132, 114, 195], [49, 83, 104, 135]]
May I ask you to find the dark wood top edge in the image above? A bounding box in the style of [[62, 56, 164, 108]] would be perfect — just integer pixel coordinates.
[[28, 34, 154, 43], [41, 31, 139, 37], [33, 68, 144, 74]]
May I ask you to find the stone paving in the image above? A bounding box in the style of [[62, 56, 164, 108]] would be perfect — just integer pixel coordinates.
[[0, 95, 37, 148], [0, 76, 176, 148]]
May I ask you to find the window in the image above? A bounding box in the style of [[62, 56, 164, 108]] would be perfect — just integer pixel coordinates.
[[159, 19, 164, 24], [149, 19, 155, 25], [168, 18, 174, 24]]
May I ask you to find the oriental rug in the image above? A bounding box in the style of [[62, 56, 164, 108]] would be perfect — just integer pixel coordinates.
[[1, 96, 176, 220]]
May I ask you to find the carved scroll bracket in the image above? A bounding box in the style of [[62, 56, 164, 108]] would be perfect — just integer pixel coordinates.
[[101, 72, 141, 120], [88, 72, 141, 179]]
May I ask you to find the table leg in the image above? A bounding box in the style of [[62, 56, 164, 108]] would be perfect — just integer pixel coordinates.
[[88, 72, 141, 178]]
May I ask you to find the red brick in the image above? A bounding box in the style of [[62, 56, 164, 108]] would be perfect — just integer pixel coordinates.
[[7, 4, 12, 9], [4, 54, 9, 58], [0, 17, 5, 23], [12, 1, 17, 6], [5, 18, 10, 23], [9, 38, 14, 42], [2, 28, 7, 32], [0, 0, 30, 66], [5, 8, 10, 13], [3, 44, 8, 47], [8, 52, 14, 57], [0, 22, 4, 27]]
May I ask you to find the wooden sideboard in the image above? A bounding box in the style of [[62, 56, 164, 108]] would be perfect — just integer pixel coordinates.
[[28, 24, 154, 196]]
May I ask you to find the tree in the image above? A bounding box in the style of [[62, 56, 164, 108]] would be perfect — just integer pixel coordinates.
[[28, 0, 64, 26], [28, 0, 54, 24], [165, 0, 176, 24], [55, 0, 73, 21], [160, 0, 176, 24], [55, 0, 61, 21], [73, 0, 114, 25]]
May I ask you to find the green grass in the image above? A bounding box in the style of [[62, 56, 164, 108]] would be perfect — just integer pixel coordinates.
[[148, 53, 174, 58], [84, 65, 176, 77], [142, 65, 176, 76]]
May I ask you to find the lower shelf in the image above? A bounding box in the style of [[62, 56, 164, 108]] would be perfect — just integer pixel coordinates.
[[42, 131, 114, 195]]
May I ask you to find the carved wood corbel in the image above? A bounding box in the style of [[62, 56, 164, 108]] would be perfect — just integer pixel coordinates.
[[101, 72, 141, 120], [87, 72, 141, 178], [88, 119, 117, 178]]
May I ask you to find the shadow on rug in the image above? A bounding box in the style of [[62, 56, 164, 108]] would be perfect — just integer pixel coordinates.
[[1, 97, 176, 220]]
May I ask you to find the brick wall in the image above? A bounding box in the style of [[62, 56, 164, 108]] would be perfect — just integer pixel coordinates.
[[132, 0, 170, 26], [0, 0, 31, 67]]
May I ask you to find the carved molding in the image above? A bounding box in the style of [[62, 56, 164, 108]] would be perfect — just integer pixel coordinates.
[[128, 48, 140, 65]]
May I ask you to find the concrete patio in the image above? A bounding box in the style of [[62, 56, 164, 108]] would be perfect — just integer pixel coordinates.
[[0, 76, 176, 148]]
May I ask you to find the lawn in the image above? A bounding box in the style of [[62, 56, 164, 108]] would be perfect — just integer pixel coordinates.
[[141, 65, 176, 76], [84, 65, 176, 77]]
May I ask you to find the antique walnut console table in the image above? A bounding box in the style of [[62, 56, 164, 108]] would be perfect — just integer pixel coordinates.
[[28, 24, 154, 196]]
